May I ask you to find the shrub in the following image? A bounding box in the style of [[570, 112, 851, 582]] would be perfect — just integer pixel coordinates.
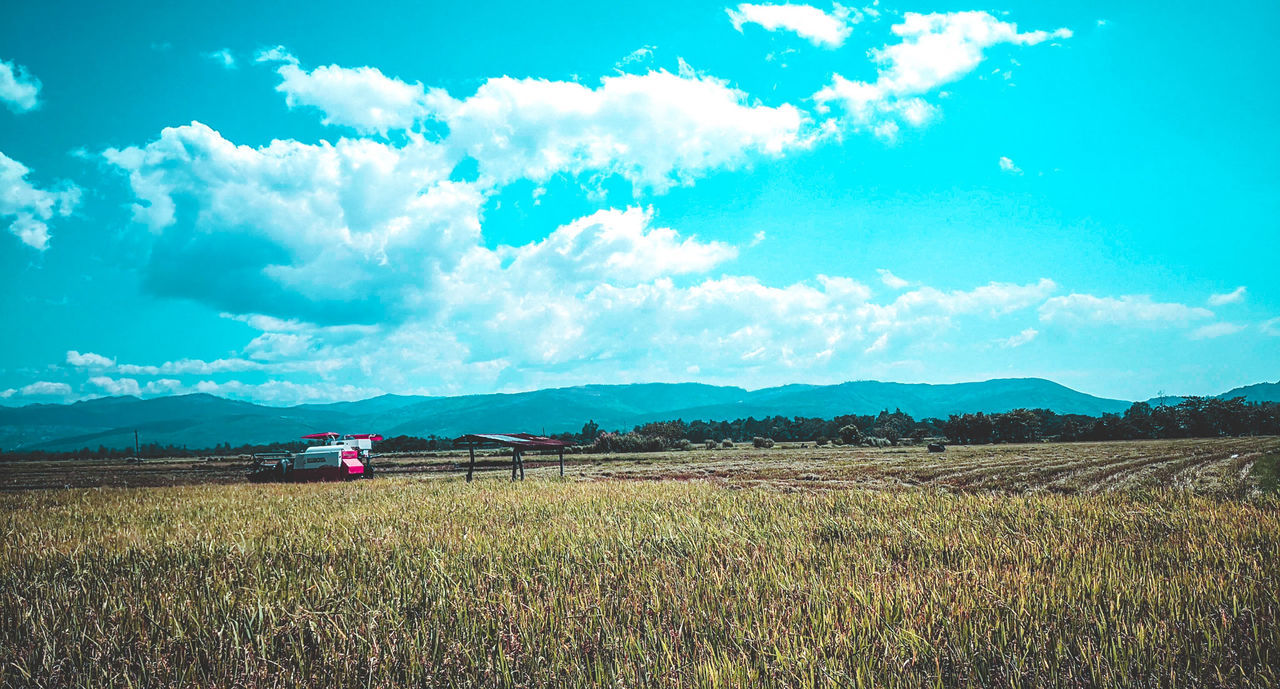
[[815, 437, 828, 446], [704, 439, 717, 450], [752, 437, 775, 449], [720, 439, 734, 449], [592, 432, 666, 454], [674, 439, 693, 451], [838, 424, 864, 445]]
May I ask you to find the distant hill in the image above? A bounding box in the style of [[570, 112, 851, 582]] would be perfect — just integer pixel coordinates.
[[1215, 382, 1280, 404], [1146, 381, 1280, 407], [3, 377, 1269, 453]]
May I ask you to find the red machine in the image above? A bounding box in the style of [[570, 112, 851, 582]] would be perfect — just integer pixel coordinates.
[[248, 432, 382, 482]]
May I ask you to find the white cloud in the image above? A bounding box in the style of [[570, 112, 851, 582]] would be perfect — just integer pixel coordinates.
[[89, 376, 142, 396], [1208, 286, 1246, 306], [117, 357, 268, 375], [496, 207, 737, 285], [0, 58, 41, 113], [1039, 294, 1213, 326], [998, 155, 1022, 174], [1, 381, 72, 399], [425, 69, 806, 192], [1262, 317, 1280, 336], [727, 3, 858, 48], [206, 48, 236, 69], [617, 45, 657, 69], [877, 268, 910, 289], [103, 121, 478, 324], [999, 327, 1038, 348], [0, 151, 81, 250], [257, 47, 429, 135], [66, 350, 115, 368], [1190, 322, 1245, 340], [191, 379, 382, 405], [815, 11, 1070, 137], [87, 45, 1122, 403]]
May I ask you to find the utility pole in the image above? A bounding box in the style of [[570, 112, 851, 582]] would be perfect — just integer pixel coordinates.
[[134, 429, 140, 460]]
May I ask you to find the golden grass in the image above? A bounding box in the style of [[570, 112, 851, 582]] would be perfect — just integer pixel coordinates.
[[2, 438, 1278, 687]]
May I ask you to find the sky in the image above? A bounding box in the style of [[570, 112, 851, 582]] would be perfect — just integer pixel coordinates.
[[1, 0, 1277, 406]]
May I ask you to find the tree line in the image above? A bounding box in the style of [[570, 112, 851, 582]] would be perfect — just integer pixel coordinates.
[[570, 396, 1279, 451], [2, 397, 1275, 461]]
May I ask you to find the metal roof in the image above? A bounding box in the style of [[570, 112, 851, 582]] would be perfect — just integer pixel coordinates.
[[455, 433, 571, 449]]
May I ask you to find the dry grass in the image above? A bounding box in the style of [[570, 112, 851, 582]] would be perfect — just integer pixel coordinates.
[[2, 438, 1278, 687]]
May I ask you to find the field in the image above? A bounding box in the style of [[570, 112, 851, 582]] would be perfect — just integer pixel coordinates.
[[2, 438, 1278, 687]]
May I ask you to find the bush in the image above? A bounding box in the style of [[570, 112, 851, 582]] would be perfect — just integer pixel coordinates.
[[592, 432, 666, 454], [838, 424, 864, 445], [720, 439, 734, 449], [674, 439, 693, 451], [704, 439, 717, 450], [832, 438, 844, 446], [752, 437, 775, 449], [815, 437, 828, 446]]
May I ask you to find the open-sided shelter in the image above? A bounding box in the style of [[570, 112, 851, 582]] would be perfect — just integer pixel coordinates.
[[453, 433, 571, 481]]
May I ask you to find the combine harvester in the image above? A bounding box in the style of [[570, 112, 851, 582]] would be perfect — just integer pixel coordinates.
[[248, 432, 381, 482]]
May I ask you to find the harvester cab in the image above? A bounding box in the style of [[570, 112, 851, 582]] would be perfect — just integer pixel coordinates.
[[247, 432, 382, 483]]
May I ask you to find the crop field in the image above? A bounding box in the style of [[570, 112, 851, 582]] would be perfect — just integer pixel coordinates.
[[2, 438, 1279, 687]]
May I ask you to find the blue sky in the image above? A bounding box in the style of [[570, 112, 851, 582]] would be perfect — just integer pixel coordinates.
[[1, 0, 1276, 406]]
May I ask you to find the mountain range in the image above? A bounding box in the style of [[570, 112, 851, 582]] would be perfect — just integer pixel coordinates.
[[1, 378, 1275, 452]]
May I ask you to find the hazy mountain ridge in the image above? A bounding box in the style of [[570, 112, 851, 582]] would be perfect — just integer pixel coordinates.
[[1, 378, 1274, 452]]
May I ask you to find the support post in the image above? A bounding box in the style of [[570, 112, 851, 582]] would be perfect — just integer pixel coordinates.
[[518, 449, 525, 480], [466, 443, 476, 482], [511, 447, 518, 481], [559, 449, 564, 477]]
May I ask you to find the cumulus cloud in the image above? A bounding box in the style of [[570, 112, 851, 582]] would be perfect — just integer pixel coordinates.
[[815, 11, 1070, 138], [0, 151, 81, 250], [86, 38, 1098, 403], [257, 47, 429, 135], [1039, 294, 1212, 326], [103, 122, 478, 323], [498, 207, 737, 285], [191, 379, 382, 404], [0, 381, 72, 399], [66, 350, 115, 368], [89, 376, 142, 396], [426, 69, 806, 192], [1208, 286, 1246, 306], [0, 58, 41, 113], [726, 3, 858, 48]]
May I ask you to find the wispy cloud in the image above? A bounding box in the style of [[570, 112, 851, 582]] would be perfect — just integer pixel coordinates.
[[814, 11, 1071, 139], [999, 327, 1039, 348], [0, 58, 41, 113], [1040, 294, 1212, 327], [1190, 322, 1245, 340], [727, 3, 859, 48], [205, 48, 236, 69], [877, 268, 910, 289], [1208, 286, 1246, 306]]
